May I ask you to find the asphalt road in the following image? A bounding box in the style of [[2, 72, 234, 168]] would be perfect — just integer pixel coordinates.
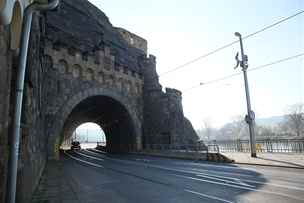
[[63, 149, 304, 203]]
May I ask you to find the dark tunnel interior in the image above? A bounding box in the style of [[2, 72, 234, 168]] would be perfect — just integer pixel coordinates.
[[61, 95, 136, 153]]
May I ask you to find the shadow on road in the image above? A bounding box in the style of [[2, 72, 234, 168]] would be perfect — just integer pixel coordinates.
[[32, 150, 275, 203]]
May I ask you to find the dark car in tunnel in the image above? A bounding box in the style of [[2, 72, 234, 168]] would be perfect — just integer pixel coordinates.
[[71, 141, 81, 150]]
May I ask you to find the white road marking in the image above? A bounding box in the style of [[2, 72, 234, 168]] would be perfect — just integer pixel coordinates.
[[195, 174, 255, 188], [192, 171, 255, 184], [193, 170, 304, 192], [175, 161, 247, 170], [228, 176, 304, 192], [75, 151, 104, 161], [190, 167, 254, 178], [185, 189, 234, 203], [64, 151, 104, 168], [83, 149, 304, 191], [174, 174, 304, 202], [164, 164, 304, 192], [84, 150, 128, 163], [65, 151, 234, 203], [135, 158, 151, 162], [90, 149, 107, 154]]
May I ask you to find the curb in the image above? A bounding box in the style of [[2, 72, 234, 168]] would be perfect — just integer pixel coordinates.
[[128, 151, 234, 163], [100, 149, 304, 169], [128, 152, 207, 161], [232, 162, 304, 169]]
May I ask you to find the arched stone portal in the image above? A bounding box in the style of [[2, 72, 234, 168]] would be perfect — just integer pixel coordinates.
[[48, 88, 142, 159]]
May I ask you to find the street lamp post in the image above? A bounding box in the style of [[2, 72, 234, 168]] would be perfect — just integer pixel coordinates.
[[234, 32, 257, 158]]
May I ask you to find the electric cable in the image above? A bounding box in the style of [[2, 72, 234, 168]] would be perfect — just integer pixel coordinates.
[[159, 10, 304, 77], [183, 52, 304, 93]]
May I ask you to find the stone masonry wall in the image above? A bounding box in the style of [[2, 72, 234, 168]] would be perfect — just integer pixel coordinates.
[[15, 14, 48, 203], [140, 55, 199, 147], [0, 1, 201, 202], [116, 27, 148, 54], [43, 0, 146, 158], [0, 16, 47, 203], [0, 24, 11, 203], [42, 42, 144, 158]]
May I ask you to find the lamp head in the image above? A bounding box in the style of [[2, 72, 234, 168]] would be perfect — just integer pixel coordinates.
[[234, 32, 241, 37]]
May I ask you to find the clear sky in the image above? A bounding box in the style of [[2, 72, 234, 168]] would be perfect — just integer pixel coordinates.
[[88, 0, 304, 129]]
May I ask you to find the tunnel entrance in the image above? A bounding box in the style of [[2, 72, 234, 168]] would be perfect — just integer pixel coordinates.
[[60, 95, 138, 153], [60, 122, 106, 149]]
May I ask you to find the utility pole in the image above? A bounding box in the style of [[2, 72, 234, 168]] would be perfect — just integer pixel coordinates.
[[234, 32, 257, 158]]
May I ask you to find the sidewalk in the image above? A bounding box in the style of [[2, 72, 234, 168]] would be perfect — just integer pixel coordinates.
[[31, 160, 80, 203], [221, 152, 304, 169]]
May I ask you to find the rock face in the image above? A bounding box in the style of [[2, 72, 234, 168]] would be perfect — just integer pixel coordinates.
[[0, 0, 200, 202], [45, 0, 144, 72]]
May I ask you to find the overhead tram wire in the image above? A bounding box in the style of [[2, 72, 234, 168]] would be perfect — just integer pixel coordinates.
[[183, 52, 304, 93], [158, 10, 304, 77]]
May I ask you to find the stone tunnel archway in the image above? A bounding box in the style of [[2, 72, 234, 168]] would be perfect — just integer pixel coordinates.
[[48, 88, 142, 159]]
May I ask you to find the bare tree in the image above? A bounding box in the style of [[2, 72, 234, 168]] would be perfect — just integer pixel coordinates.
[[217, 116, 247, 140], [284, 103, 304, 137], [255, 125, 275, 138], [231, 116, 247, 139]]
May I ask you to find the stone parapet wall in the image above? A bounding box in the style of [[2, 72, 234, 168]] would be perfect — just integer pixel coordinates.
[[44, 43, 143, 93], [116, 27, 147, 54], [43, 43, 144, 117]]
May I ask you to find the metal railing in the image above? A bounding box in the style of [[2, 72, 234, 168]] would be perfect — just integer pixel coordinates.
[[207, 144, 220, 153], [209, 138, 304, 153]]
